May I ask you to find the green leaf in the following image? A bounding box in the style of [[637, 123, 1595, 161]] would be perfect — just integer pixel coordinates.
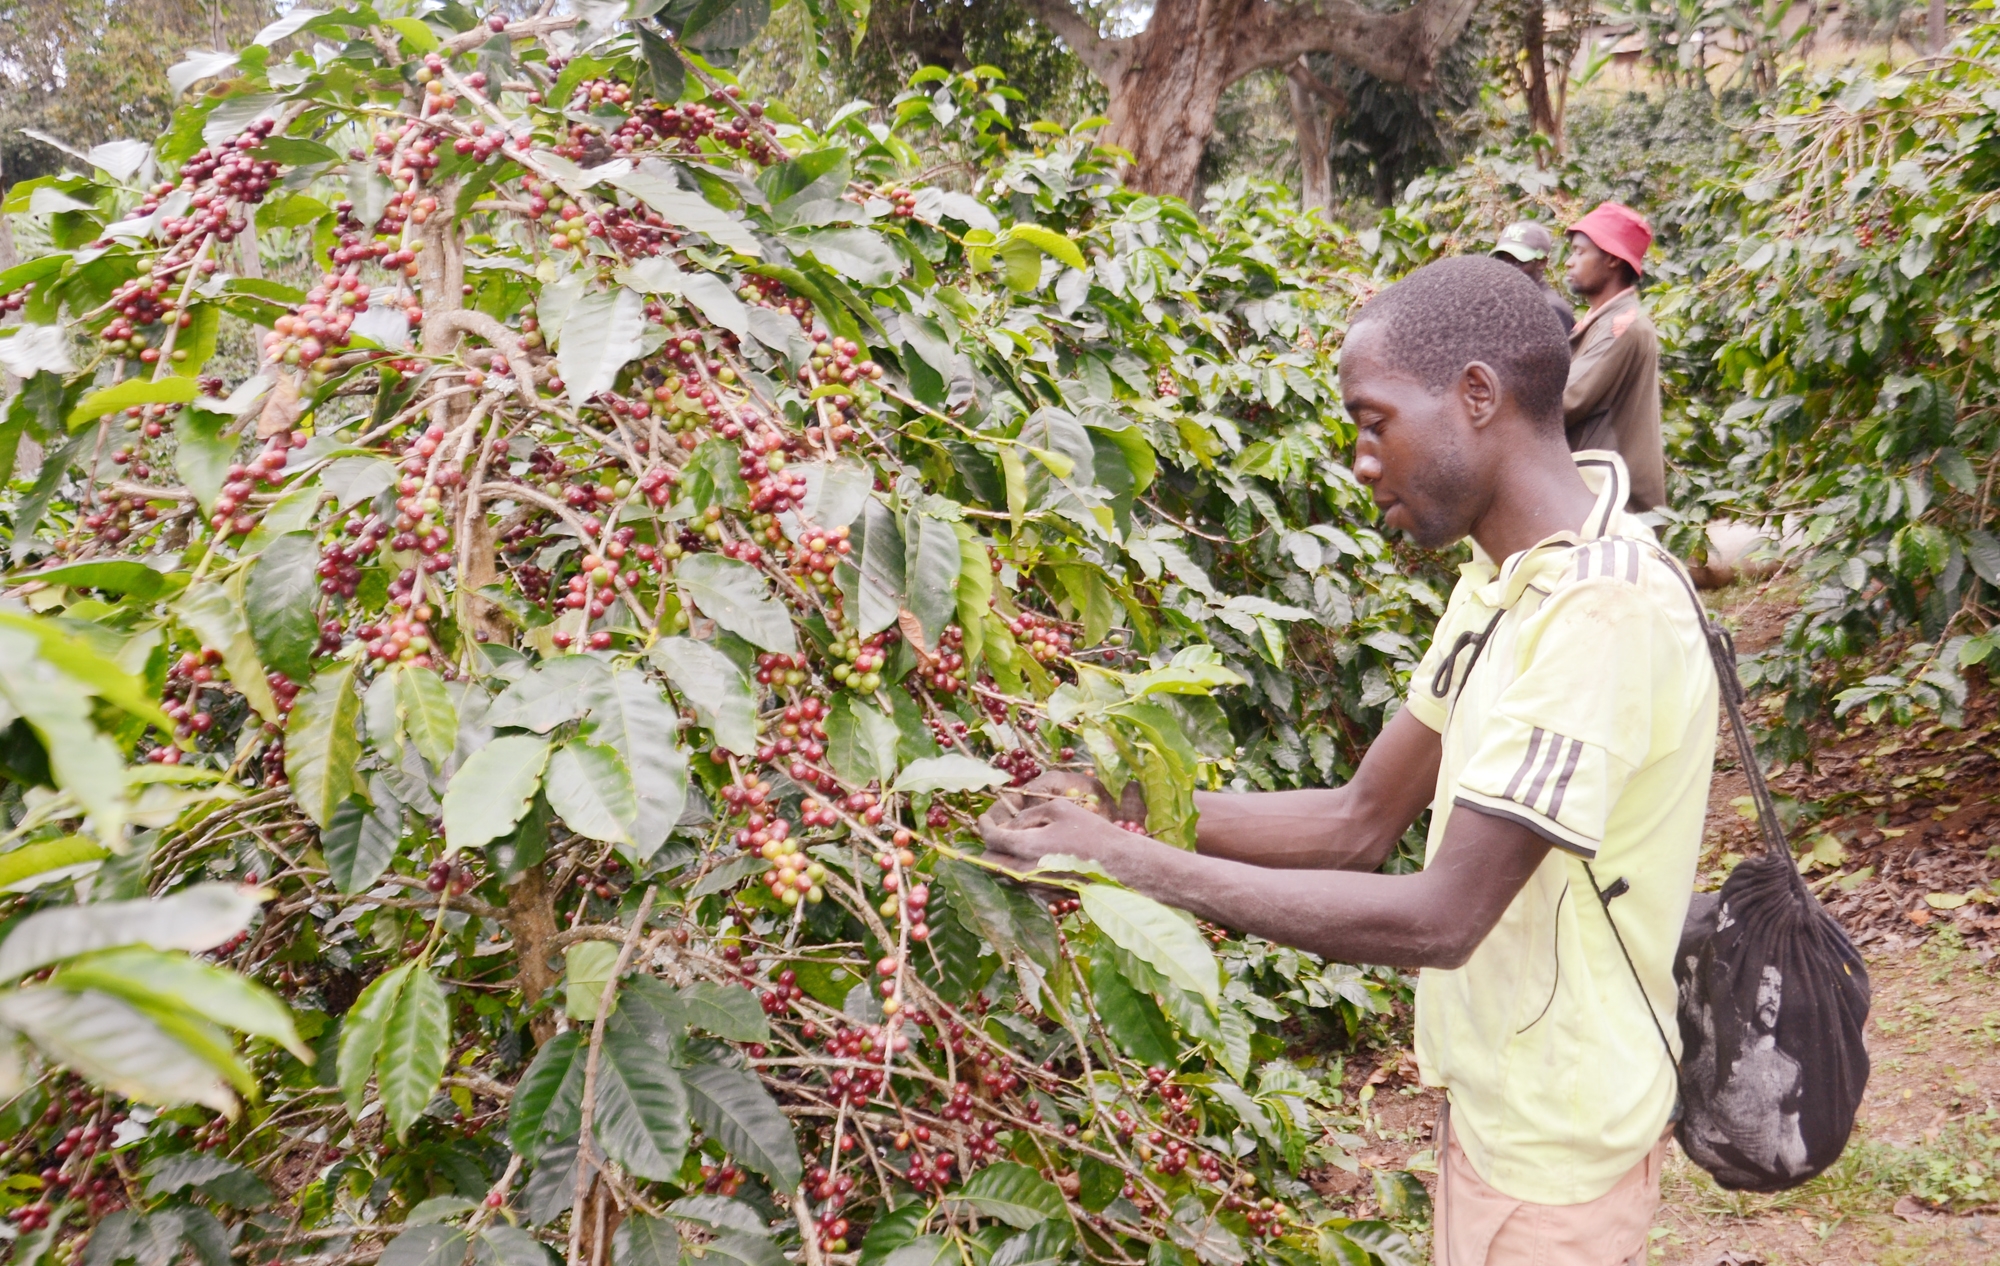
[[673, 982, 770, 1042], [584, 670, 688, 860], [637, 26, 685, 104], [564, 941, 620, 1022], [395, 665, 459, 767], [0, 835, 108, 892], [825, 695, 899, 785], [476, 1225, 554, 1266], [0, 883, 262, 983], [379, 1225, 468, 1266], [0, 613, 164, 724], [284, 660, 363, 830], [0, 627, 126, 839], [696, 1234, 789, 1266], [508, 1030, 583, 1158], [894, 754, 1006, 794], [850, 500, 905, 637], [677, 555, 797, 653], [143, 1154, 271, 1207], [323, 778, 403, 893], [999, 237, 1043, 293], [593, 1004, 692, 1180], [1087, 952, 1177, 1065], [648, 638, 758, 755], [246, 531, 321, 682], [175, 579, 279, 721], [1006, 225, 1086, 271], [558, 287, 649, 408], [614, 1215, 681, 1266], [12, 560, 176, 600], [905, 513, 961, 649], [944, 1161, 1065, 1228], [935, 859, 1056, 974], [487, 656, 609, 732], [337, 962, 410, 1117], [545, 739, 637, 846], [0, 986, 238, 1113], [681, 1061, 802, 1189], [175, 410, 236, 512], [678, 0, 772, 50], [67, 377, 198, 430], [1078, 885, 1218, 1012], [54, 947, 309, 1062], [378, 965, 449, 1140], [442, 734, 552, 852]]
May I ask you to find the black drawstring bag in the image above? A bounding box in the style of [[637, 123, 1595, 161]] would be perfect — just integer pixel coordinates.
[[1587, 547, 1871, 1193]]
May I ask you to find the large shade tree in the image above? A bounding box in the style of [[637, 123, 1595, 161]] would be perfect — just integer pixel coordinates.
[[1017, 0, 1483, 200]]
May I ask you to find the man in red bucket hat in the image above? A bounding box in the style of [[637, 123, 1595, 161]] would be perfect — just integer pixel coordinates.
[[1563, 203, 1664, 512]]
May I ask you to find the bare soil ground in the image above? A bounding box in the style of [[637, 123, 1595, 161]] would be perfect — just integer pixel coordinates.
[[1311, 575, 2000, 1262]]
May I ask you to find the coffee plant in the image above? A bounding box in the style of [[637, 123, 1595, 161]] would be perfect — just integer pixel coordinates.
[[0, 7, 1445, 1266]]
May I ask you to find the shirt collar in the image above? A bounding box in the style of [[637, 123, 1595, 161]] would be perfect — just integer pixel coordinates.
[[1460, 451, 1631, 608], [1570, 287, 1637, 341]]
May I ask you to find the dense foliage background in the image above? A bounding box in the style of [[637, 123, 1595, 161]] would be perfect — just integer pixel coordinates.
[[1, 2, 1997, 1266]]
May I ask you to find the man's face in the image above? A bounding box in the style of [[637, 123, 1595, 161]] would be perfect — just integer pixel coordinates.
[[1340, 322, 1479, 550], [1564, 232, 1623, 297], [1495, 252, 1544, 285]]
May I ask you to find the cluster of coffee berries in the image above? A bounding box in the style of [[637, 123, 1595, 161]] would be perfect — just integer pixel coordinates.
[[829, 628, 894, 693], [321, 515, 387, 597], [210, 433, 307, 536], [753, 652, 807, 688], [1008, 610, 1074, 662], [915, 624, 968, 693], [263, 271, 372, 370], [81, 491, 161, 544], [582, 857, 628, 901], [762, 699, 830, 783], [699, 1161, 746, 1196], [358, 600, 438, 667], [425, 859, 477, 895], [1156, 366, 1180, 398], [155, 119, 281, 243], [873, 830, 931, 944], [737, 274, 815, 325], [854, 183, 920, 219], [758, 967, 805, 1016], [993, 747, 1043, 787], [759, 837, 826, 908], [791, 523, 852, 590], [0, 284, 29, 314]]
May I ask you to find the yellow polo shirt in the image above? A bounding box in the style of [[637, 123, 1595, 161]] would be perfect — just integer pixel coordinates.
[[1402, 452, 1717, 1205]]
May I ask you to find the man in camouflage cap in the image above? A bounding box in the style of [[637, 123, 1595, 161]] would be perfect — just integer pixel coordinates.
[[1491, 221, 1576, 334]]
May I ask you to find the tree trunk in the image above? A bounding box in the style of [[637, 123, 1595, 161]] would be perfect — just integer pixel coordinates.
[[1929, 0, 1948, 53], [1520, 2, 1558, 142], [1286, 59, 1339, 214], [1019, 0, 1480, 201], [1100, 2, 1240, 201]]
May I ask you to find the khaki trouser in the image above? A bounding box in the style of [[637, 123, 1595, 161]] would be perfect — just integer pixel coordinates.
[[1432, 1105, 1667, 1266]]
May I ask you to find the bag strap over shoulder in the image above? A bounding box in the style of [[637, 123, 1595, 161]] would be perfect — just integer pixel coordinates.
[[1619, 536, 1789, 858]]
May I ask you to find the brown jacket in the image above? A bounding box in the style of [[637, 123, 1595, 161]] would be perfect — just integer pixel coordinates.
[[1563, 289, 1665, 511]]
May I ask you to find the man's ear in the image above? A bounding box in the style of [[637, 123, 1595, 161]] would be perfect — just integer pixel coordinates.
[[1460, 361, 1502, 431]]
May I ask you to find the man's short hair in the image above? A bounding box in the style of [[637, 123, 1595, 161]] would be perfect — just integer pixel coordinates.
[[1349, 256, 1571, 428]]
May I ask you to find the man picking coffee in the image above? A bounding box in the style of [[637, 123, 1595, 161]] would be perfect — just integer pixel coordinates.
[[979, 257, 1718, 1266]]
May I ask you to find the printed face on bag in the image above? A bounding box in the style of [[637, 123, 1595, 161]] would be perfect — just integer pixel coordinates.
[[1756, 964, 1783, 1031]]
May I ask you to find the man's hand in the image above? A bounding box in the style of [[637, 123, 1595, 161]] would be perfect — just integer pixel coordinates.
[[997, 770, 1146, 824], [978, 794, 1141, 871]]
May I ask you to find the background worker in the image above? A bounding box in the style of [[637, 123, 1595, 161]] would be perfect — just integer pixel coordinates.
[[1490, 220, 1575, 333], [982, 257, 1717, 1266], [1563, 202, 1665, 512]]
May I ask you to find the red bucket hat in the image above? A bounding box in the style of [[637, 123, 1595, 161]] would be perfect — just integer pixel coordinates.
[[1568, 202, 1652, 277]]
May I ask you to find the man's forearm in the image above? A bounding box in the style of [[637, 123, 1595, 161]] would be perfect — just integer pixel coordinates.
[[1192, 788, 1399, 870], [1081, 831, 1475, 968]]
